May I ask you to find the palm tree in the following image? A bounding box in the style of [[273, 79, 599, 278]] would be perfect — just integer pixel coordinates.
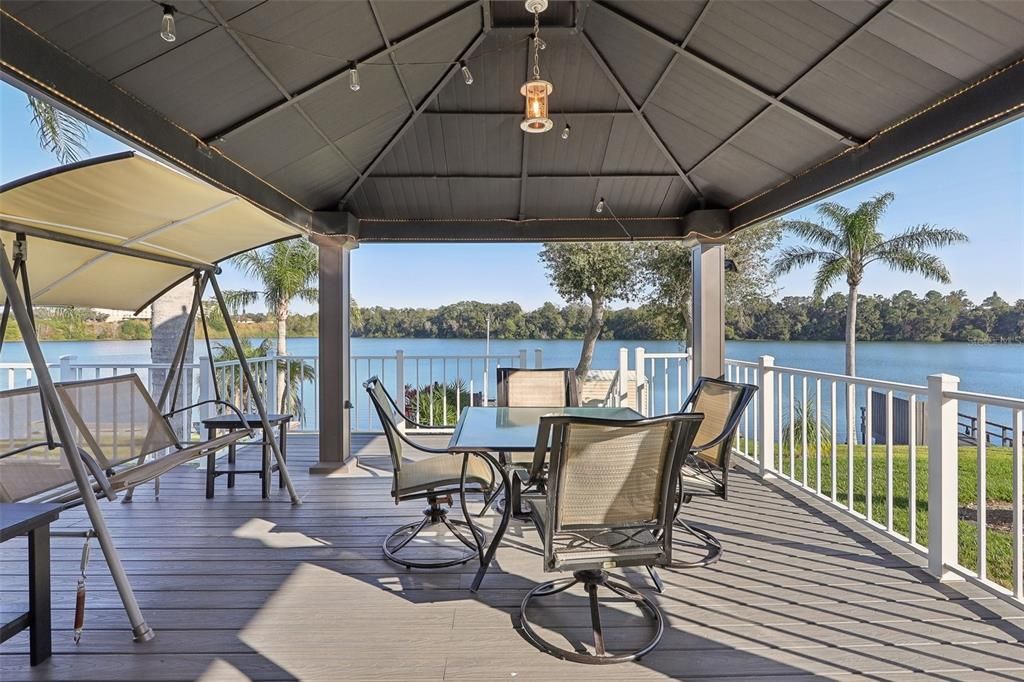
[[27, 97, 88, 163], [773, 193, 967, 375], [212, 339, 316, 423], [226, 240, 318, 411]]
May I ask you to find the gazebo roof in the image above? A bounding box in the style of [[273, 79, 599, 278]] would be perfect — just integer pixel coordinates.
[[1, 1, 1021, 241]]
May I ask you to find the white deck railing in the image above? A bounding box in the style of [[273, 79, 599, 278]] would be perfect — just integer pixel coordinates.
[[1, 346, 1020, 607]]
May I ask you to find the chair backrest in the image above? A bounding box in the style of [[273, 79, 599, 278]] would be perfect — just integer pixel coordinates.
[[364, 376, 404, 473], [538, 413, 703, 572], [497, 368, 578, 408], [0, 385, 75, 502], [55, 375, 180, 470], [680, 377, 758, 470]]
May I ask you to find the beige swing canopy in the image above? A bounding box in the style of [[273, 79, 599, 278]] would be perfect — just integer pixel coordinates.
[[0, 151, 304, 312]]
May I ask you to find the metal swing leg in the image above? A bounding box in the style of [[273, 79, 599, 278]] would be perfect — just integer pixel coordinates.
[[210, 274, 301, 504], [0, 242, 153, 642]]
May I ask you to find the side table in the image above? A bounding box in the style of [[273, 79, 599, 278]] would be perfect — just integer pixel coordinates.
[[200, 413, 291, 499], [0, 503, 61, 665]]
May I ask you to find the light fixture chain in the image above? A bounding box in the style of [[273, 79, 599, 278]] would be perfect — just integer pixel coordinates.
[[532, 10, 541, 80]]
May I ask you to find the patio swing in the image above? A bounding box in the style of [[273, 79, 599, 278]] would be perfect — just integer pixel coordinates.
[[0, 152, 306, 643]]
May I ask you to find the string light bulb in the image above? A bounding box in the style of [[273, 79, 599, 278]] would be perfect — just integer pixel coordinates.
[[159, 4, 177, 42], [349, 63, 360, 92], [460, 61, 474, 85], [595, 198, 605, 214], [561, 123, 570, 140]]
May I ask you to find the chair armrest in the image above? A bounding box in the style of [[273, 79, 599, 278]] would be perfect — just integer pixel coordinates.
[[164, 400, 256, 438], [77, 447, 117, 501]]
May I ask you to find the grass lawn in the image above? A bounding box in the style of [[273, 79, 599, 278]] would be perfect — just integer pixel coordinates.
[[735, 437, 1019, 592]]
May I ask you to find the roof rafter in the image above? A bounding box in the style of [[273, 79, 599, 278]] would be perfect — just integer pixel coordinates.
[[367, 0, 417, 112], [639, 0, 712, 113], [591, 1, 861, 148], [579, 32, 703, 205], [205, 1, 480, 146], [688, 0, 894, 177], [340, 30, 489, 206], [199, 0, 363, 179]]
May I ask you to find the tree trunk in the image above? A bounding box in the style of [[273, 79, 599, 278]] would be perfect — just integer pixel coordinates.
[[575, 294, 605, 379], [150, 282, 196, 438], [845, 284, 858, 376], [275, 304, 288, 415]]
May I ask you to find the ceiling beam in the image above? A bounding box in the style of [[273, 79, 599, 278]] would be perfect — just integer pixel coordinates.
[[426, 110, 630, 116], [199, 0, 363, 179], [639, 0, 712, 112], [592, 1, 861, 147], [688, 0, 893, 177], [579, 32, 704, 204], [340, 31, 489, 206], [205, 1, 479, 145], [357, 212, 730, 242], [367, 0, 417, 111], [0, 10, 312, 231], [370, 173, 679, 180], [731, 58, 1024, 229]]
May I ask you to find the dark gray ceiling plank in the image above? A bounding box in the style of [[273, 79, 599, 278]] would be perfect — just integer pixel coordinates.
[[0, 9, 311, 230], [371, 173, 679, 180], [205, 1, 480, 145], [639, 0, 712, 112], [688, 0, 894, 177], [340, 30, 489, 206], [591, 1, 861, 148], [367, 0, 416, 111], [198, 0, 362, 178], [730, 58, 1024, 229], [578, 32, 703, 203]]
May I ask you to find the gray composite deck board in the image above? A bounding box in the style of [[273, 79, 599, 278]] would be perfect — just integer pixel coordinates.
[[1, 434, 1022, 681]]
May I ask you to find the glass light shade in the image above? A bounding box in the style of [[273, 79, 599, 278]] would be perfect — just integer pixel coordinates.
[[520, 80, 553, 133], [160, 10, 176, 42]]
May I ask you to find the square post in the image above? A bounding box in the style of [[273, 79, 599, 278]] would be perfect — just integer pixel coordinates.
[[691, 241, 726, 380], [926, 373, 963, 581], [311, 234, 357, 474], [757, 355, 776, 477]]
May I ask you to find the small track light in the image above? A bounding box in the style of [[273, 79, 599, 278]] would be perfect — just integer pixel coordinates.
[[160, 4, 176, 42], [595, 198, 605, 214], [349, 63, 361, 92], [561, 123, 570, 140], [460, 61, 474, 85]]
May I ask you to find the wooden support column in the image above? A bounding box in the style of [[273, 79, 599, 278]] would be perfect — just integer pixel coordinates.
[[691, 241, 726, 380], [310, 234, 357, 473]]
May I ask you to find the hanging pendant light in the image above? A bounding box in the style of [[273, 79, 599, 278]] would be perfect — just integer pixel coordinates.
[[520, 1, 553, 134]]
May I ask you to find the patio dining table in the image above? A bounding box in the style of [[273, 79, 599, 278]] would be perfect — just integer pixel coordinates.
[[448, 405, 642, 591]]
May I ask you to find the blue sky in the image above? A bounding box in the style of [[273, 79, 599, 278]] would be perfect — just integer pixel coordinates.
[[2, 81, 1021, 313]]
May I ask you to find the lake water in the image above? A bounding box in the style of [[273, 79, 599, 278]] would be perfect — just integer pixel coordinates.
[[2, 337, 1020, 398]]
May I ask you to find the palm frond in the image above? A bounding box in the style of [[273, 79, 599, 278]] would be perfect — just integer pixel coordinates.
[[771, 247, 833, 277], [811, 256, 848, 300], [778, 220, 844, 251], [26, 97, 88, 164], [872, 224, 969, 256], [219, 290, 259, 314], [875, 250, 952, 284]]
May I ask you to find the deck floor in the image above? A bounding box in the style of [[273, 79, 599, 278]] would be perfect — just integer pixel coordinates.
[[2, 434, 1022, 681]]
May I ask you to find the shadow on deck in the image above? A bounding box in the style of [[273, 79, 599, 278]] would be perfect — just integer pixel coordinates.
[[2, 433, 1022, 680]]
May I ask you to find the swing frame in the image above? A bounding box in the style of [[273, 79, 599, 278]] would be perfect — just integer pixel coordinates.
[[0, 225, 302, 643]]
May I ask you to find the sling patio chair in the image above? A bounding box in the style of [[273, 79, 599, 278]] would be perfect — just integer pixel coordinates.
[[487, 367, 579, 516], [516, 412, 703, 664], [671, 376, 758, 569], [364, 376, 498, 569], [0, 374, 253, 506]]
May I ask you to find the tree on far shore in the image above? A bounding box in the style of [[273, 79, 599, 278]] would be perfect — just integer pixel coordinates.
[[539, 243, 643, 377], [773, 193, 967, 375]]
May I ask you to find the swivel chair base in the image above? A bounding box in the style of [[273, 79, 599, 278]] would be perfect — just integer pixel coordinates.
[[519, 569, 664, 664], [383, 496, 483, 569]]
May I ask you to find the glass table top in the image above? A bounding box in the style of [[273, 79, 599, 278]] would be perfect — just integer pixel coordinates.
[[447, 406, 641, 452]]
